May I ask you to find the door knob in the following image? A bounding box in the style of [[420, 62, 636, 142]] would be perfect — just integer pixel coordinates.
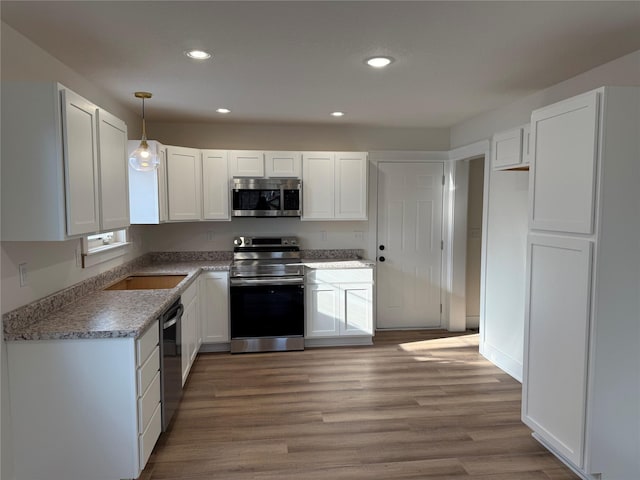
[[379, 256, 386, 262], [379, 245, 385, 251]]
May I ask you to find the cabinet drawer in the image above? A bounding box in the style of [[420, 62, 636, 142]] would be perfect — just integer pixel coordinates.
[[137, 321, 159, 367], [139, 401, 162, 471], [306, 268, 373, 284], [138, 371, 161, 433], [137, 346, 159, 395]]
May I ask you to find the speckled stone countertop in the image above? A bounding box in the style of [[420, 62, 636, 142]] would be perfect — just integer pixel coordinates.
[[4, 260, 230, 342], [3, 250, 373, 342], [302, 259, 375, 269]]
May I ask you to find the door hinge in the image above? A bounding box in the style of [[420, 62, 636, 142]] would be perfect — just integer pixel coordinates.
[[440, 303, 443, 313], [442, 175, 445, 186], [441, 240, 444, 250]]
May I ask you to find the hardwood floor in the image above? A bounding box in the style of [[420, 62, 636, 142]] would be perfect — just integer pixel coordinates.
[[141, 331, 578, 480]]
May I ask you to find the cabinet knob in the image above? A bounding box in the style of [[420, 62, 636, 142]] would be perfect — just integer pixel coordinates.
[[379, 256, 386, 262], [379, 245, 385, 251]]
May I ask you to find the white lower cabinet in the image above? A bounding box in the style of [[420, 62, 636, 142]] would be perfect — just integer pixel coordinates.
[[199, 271, 230, 345], [305, 268, 374, 344], [6, 321, 161, 480], [523, 235, 592, 467], [181, 280, 200, 386]]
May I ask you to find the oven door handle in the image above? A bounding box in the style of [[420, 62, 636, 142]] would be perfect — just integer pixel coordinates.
[[230, 276, 304, 287]]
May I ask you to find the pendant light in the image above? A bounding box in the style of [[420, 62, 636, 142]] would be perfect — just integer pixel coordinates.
[[129, 91, 159, 171]]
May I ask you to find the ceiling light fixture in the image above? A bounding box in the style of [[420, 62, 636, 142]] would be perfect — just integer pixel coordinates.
[[185, 49, 211, 60], [365, 56, 394, 68], [331, 111, 345, 117], [129, 92, 159, 172], [216, 108, 231, 114]]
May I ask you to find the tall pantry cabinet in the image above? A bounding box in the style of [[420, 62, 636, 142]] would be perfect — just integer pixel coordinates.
[[522, 87, 639, 479]]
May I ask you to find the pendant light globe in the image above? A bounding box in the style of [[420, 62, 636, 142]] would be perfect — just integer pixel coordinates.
[[129, 92, 159, 171]]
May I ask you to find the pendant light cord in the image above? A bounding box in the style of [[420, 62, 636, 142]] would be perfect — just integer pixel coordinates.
[[141, 96, 147, 140]]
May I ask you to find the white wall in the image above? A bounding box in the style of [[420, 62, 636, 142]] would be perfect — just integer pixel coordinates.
[[450, 49, 640, 148], [147, 122, 451, 152], [480, 170, 529, 381], [142, 219, 371, 257]]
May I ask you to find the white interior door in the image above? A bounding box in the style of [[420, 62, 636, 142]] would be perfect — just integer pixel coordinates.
[[377, 162, 444, 329]]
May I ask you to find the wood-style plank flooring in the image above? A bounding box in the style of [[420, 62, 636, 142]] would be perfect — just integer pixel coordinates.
[[140, 331, 578, 479]]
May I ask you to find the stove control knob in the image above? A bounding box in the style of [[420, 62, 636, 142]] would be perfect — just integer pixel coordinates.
[[233, 237, 242, 246], [290, 239, 297, 245], [283, 239, 289, 245]]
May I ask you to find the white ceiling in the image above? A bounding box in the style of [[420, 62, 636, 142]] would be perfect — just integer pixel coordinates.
[[2, 1, 640, 128]]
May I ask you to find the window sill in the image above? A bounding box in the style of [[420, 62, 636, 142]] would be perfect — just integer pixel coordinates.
[[82, 242, 131, 268]]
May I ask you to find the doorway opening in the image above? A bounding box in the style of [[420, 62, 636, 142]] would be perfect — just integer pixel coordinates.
[[465, 157, 485, 330]]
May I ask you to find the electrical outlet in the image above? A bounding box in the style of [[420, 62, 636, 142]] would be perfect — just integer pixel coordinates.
[[320, 231, 327, 241], [207, 231, 215, 241], [18, 263, 28, 287], [354, 231, 364, 240]]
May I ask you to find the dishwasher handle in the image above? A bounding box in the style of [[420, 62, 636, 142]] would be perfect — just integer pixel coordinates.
[[163, 304, 183, 329]]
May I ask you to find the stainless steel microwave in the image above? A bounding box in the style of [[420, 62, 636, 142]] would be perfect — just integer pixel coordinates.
[[231, 178, 301, 217]]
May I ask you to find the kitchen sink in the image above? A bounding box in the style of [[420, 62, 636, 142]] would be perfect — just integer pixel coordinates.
[[105, 275, 187, 290]]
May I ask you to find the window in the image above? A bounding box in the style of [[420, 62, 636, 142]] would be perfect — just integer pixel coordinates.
[[81, 229, 130, 268]]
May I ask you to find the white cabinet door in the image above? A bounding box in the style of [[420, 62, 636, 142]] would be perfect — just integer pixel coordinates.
[[199, 272, 230, 343], [167, 146, 202, 221], [157, 147, 169, 223], [522, 234, 592, 468], [335, 152, 367, 220], [492, 127, 523, 170], [265, 151, 301, 178], [202, 150, 230, 220], [302, 152, 335, 219], [522, 124, 532, 166], [306, 284, 341, 337], [529, 90, 599, 234], [61, 89, 100, 236], [340, 283, 373, 336], [181, 285, 199, 386], [97, 109, 129, 230], [230, 150, 264, 177]]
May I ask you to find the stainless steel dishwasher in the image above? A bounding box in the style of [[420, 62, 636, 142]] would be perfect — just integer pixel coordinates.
[[159, 298, 184, 431]]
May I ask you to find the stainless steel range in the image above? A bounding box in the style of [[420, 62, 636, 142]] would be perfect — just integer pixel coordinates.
[[230, 236, 305, 353]]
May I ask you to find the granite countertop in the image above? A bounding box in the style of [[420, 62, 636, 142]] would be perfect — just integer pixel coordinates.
[[302, 259, 375, 269], [4, 256, 374, 342], [4, 261, 230, 342]]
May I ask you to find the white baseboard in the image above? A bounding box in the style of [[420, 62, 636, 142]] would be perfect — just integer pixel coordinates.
[[198, 343, 231, 353], [305, 336, 373, 348], [479, 341, 523, 382]]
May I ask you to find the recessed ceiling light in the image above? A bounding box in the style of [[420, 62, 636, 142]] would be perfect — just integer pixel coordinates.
[[331, 111, 345, 117], [185, 50, 211, 60], [365, 56, 394, 68], [216, 108, 231, 114]]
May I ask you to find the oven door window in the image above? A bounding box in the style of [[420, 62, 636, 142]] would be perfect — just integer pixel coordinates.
[[233, 189, 281, 211], [230, 284, 304, 338]]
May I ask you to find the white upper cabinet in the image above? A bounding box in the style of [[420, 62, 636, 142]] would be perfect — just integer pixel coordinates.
[[61, 88, 101, 236], [201, 150, 230, 220], [265, 151, 302, 178], [1, 82, 128, 241], [335, 152, 368, 219], [97, 109, 129, 231], [167, 146, 202, 221], [128, 140, 168, 224], [229, 150, 264, 177], [302, 152, 335, 219], [302, 151, 368, 220], [491, 125, 531, 170], [529, 90, 599, 234]]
